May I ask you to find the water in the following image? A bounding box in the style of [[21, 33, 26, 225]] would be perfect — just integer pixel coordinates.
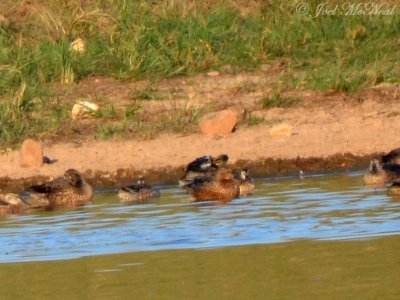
[[1, 171, 400, 299], [1, 171, 399, 263]]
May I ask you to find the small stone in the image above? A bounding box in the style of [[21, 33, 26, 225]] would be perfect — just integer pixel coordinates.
[[199, 110, 238, 136], [269, 123, 293, 137], [71, 100, 99, 120], [207, 71, 220, 77], [20, 139, 43, 168], [70, 38, 86, 53]]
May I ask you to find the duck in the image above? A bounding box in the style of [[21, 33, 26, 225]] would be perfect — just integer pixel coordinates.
[[0, 193, 29, 216], [26, 169, 93, 210], [233, 168, 255, 196], [118, 176, 160, 203], [179, 154, 229, 186], [184, 168, 240, 201], [363, 158, 400, 187], [381, 148, 400, 164]]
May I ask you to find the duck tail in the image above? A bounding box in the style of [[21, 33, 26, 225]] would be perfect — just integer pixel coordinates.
[[179, 179, 193, 188]]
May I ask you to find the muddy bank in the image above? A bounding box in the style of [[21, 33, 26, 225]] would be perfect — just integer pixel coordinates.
[[0, 153, 375, 193]]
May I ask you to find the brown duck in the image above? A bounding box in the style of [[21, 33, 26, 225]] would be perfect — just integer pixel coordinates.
[[184, 168, 240, 201], [27, 169, 94, 210], [118, 176, 160, 203], [363, 158, 400, 187]]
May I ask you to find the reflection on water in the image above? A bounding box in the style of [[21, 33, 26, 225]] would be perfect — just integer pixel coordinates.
[[1, 237, 399, 300], [0, 171, 399, 263]]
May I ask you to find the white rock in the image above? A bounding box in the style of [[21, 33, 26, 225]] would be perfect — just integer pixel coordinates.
[[71, 100, 99, 120], [70, 38, 86, 53]]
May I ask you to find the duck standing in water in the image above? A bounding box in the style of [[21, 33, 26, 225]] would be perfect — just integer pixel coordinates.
[[233, 168, 255, 196], [118, 176, 160, 203], [363, 158, 400, 187], [184, 168, 240, 201], [0, 193, 29, 216], [27, 169, 93, 210], [179, 154, 229, 186]]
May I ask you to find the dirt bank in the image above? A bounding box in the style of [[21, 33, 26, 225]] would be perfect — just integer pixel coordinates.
[[1, 92, 399, 191], [1, 71, 399, 191]]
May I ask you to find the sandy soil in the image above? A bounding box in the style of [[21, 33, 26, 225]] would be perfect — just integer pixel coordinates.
[[1, 91, 400, 183], [1, 69, 399, 188]]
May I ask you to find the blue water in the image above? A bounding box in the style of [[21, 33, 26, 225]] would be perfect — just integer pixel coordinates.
[[0, 171, 399, 263]]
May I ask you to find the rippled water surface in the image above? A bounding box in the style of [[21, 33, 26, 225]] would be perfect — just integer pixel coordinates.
[[1, 171, 400, 299], [1, 171, 399, 263]]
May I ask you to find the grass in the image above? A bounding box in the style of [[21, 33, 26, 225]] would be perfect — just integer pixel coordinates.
[[262, 93, 302, 109], [244, 114, 265, 127], [92, 98, 204, 140], [129, 81, 162, 101], [0, 0, 399, 147]]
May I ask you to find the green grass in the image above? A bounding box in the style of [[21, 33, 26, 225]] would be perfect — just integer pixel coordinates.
[[0, 0, 399, 147], [262, 93, 302, 109]]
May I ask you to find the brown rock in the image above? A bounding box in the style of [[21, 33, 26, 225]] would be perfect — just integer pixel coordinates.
[[20, 139, 43, 168], [200, 110, 238, 136], [269, 123, 293, 137]]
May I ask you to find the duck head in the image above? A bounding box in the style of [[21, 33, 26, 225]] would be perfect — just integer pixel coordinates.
[[239, 169, 250, 180], [137, 175, 146, 185], [369, 158, 382, 174], [213, 154, 229, 167], [64, 169, 84, 187], [233, 168, 250, 181]]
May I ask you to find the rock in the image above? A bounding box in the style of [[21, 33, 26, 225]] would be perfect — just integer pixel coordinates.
[[20, 139, 43, 168], [207, 71, 220, 77], [200, 110, 238, 136], [70, 38, 86, 53], [269, 123, 293, 137], [71, 100, 99, 120]]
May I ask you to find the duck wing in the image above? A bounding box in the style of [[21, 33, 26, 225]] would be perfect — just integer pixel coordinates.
[[182, 175, 214, 189], [121, 182, 153, 193], [382, 148, 400, 164], [120, 185, 140, 194], [383, 163, 400, 183], [27, 177, 69, 195], [186, 156, 213, 172]]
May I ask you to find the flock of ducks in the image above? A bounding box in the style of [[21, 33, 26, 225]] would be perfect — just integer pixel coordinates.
[[0, 154, 254, 216], [2, 148, 400, 217]]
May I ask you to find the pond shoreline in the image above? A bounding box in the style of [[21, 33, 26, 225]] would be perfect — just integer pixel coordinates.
[[0, 152, 375, 192]]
